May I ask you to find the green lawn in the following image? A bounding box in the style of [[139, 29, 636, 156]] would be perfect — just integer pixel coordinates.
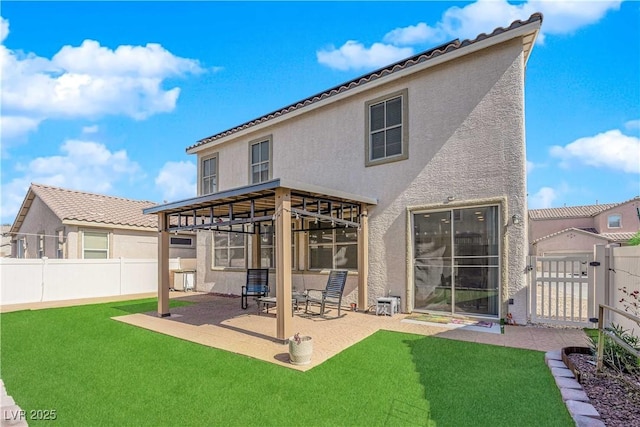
[[0, 298, 573, 426]]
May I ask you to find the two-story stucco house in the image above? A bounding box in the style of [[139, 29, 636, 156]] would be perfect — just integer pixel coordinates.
[[529, 197, 640, 256], [145, 14, 542, 339], [10, 184, 196, 260]]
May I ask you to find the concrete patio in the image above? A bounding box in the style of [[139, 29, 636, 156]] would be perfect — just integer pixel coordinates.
[[113, 293, 589, 372]]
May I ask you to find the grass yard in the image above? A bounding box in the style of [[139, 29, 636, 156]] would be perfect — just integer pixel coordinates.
[[1, 298, 573, 426]]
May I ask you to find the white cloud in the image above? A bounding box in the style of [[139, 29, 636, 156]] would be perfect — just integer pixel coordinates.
[[625, 119, 640, 131], [526, 160, 536, 174], [154, 161, 196, 202], [82, 125, 99, 134], [1, 140, 142, 223], [528, 186, 558, 209], [383, 22, 444, 46], [317, 41, 413, 71], [0, 115, 42, 139], [550, 129, 640, 174], [0, 16, 8, 44], [0, 16, 208, 139], [321, 0, 621, 70]]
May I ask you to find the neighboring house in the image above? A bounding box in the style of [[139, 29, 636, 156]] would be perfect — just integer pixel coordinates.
[[9, 184, 196, 260], [529, 197, 640, 256], [145, 14, 542, 331], [1, 225, 12, 257]]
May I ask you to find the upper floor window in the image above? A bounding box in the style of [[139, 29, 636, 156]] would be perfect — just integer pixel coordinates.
[[365, 89, 408, 167], [202, 155, 218, 195], [250, 136, 271, 184], [83, 231, 109, 259], [608, 214, 622, 228]]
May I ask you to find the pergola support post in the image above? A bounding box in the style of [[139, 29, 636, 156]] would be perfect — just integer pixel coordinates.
[[251, 225, 262, 269], [275, 187, 292, 341], [158, 213, 170, 317], [357, 207, 369, 311]]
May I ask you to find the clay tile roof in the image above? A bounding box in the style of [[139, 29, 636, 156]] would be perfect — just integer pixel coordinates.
[[600, 232, 637, 242], [29, 184, 158, 229], [187, 13, 543, 152], [532, 227, 607, 244], [529, 203, 619, 220]]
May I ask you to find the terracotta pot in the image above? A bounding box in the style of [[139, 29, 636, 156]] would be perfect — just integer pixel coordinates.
[[288, 335, 313, 365]]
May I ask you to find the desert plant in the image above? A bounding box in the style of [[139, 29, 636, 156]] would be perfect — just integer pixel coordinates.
[[628, 230, 640, 246], [589, 323, 640, 374]]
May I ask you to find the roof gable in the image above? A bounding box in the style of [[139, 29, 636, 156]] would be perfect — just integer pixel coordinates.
[[11, 184, 158, 233], [188, 13, 542, 152]]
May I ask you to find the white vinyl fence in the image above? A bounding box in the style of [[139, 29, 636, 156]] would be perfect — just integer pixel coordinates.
[[602, 245, 640, 333], [0, 258, 186, 306]]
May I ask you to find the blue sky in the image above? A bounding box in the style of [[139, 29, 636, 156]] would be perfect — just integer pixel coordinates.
[[1, 1, 639, 224]]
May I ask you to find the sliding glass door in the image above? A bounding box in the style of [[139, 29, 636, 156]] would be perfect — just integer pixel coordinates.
[[413, 206, 500, 317]]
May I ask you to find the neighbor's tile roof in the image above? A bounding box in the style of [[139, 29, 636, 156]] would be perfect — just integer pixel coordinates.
[[30, 184, 158, 229], [529, 204, 619, 220], [532, 228, 635, 244], [600, 232, 637, 242], [188, 13, 542, 151]]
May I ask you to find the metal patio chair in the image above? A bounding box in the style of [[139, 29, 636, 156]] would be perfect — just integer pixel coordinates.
[[241, 268, 269, 309], [304, 270, 348, 317]]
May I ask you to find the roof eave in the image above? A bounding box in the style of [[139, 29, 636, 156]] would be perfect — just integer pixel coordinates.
[[9, 187, 37, 234], [187, 14, 542, 155]]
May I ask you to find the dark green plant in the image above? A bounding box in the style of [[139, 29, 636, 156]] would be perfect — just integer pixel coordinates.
[[589, 323, 640, 374]]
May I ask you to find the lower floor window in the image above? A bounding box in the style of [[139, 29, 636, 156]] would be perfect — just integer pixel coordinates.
[[259, 223, 296, 269], [307, 220, 357, 270], [213, 232, 246, 268], [16, 238, 26, 258], [83, 231, 109, 259], [413, 205, 500, 317]]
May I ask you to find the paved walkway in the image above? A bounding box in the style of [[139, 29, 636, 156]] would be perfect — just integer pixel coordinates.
[[112, 293, 588, 372]]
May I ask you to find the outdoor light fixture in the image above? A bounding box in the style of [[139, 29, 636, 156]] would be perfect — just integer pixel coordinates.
[[512, 214, 522, 225]]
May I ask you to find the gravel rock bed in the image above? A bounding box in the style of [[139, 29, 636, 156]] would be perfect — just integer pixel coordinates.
[[568, 353, 640, 427]]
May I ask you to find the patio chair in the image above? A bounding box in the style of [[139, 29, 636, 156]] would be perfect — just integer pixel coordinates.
[[304, 270, 348, 317], [241, 268, 269, 309]]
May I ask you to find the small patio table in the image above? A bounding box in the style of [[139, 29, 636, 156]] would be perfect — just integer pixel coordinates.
[[257, 297, 298, 316]]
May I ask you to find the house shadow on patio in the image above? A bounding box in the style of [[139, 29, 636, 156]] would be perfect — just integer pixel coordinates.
[[112, 293, 588, 372]]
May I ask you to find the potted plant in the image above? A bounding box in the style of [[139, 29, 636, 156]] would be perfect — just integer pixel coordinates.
[[288, 332, 313, 365]]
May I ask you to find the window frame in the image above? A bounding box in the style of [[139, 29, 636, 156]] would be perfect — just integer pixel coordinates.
[[258, 221, 298, 270], [248, 135, 273, 184], [170, 236, 194, 248], [607, 214, 622, 229], [16, 237, 26, 258], [56, 228, 65, 259], [82, 230, 109, 259], [37, 232, 45, 258], [306, 219, 358, 271], [200, 153, 219, 196], [212, 231, 247, 269], [364, 88, 409, 167]]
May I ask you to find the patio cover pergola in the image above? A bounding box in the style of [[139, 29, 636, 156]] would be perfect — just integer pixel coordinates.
[[143, 178, 377, 341]]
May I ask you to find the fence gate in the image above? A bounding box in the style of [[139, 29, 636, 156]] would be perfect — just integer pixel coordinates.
[[528, 255, 595, 327]]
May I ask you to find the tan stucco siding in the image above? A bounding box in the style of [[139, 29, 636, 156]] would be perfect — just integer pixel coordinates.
[[196, 38, 529, 321], [12, 197, 63, 258], [534, 231, 608, 256]]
